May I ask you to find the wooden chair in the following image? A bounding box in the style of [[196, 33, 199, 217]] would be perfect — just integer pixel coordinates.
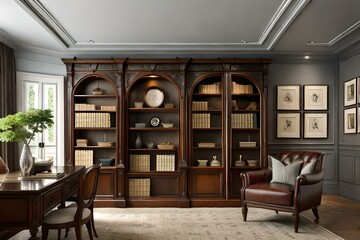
[[64, 163, 102, 238], [41, 164, 101, 240], [240, 151, 325, 232]]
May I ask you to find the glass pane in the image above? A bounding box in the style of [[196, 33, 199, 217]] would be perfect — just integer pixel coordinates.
[[44, 146, 57, 163], [25, 81, 40, 148], [24, 81, 39, 110], [43, 84, 57, 145]]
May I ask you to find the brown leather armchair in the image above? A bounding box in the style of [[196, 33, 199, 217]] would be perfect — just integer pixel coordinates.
[[240, 150, 325, 232]]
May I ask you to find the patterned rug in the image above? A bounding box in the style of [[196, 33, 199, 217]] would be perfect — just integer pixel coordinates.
[[11, 207, 342, 240]]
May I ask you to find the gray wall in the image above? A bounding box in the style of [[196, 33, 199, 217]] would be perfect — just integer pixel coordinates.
[[267, 59, 339, 195], [338, 53, 360, 200], [15, 51, 66, 76]]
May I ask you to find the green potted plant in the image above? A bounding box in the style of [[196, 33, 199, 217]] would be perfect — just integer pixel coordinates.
[[0, 109, 54, 176]]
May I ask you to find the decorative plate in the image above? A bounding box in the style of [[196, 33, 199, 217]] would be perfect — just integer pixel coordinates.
[[144, 87, 164, 108]]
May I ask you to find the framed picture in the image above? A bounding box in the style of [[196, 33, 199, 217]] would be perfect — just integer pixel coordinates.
[[344, 78, 356, 106], [304, 113, 327, 138], [277, 85, 300, 110], [277, 113, 300, 138], [304, 85, 328, 110], [358, 107, 360, 133], [344, 108, 356, 134], [357, 77, 360, 104]]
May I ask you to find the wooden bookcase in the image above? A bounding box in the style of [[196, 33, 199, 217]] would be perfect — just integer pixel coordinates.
[[63, 59, 126, 207], [63, 58, 271, 208], [125, 74, 182, 206]]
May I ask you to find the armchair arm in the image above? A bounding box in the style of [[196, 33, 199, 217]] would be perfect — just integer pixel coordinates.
[[296, 169, 324, 186], [240, 169, 272, 188]]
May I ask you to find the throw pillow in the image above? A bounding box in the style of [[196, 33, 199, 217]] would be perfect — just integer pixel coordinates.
[[300, 160, 318, 175], [269, 156, 303, 185]]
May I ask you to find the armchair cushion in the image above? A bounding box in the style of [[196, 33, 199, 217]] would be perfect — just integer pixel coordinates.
[[300, 160, 318, 175], [269, 156, 302, 185], [245, 182, 295, 206]]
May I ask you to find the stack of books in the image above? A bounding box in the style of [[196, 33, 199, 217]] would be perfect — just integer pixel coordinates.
[[231, 113, 257, 128], [232, 82, 253, 94], [75, 150, 93, 167], [76, 139, 88, 147], [198, 82, 222, 94], [156, 154, 175, 171], [128, 178, 150, 197], [192, 101, 208, 111], [192, 113, 210, 128], [74, 103, 96, 110], [75, 112, 111, 128], [100, 105, 116, 111], [129, 154, 150, 172]]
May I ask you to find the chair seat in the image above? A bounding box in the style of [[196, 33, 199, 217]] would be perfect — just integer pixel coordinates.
[[245, 182, 295, 206], [44, 207, 91, 225]]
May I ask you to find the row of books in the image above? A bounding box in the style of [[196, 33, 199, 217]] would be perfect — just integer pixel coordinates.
[[198, 82, 222, 94], [232, 82, 254, 94], [75, 103, 116, 111], [129, 154, 150, 172], [74, 150, 93, 167], [192, 101, 208, 111], [129, 154, 176, 172], [128, 178, 150, 197], [156, 154, 175, 171], [75, 103, 96, 110], [75, 112, 111, 128], [192, 113, 211, 128], [231, 113, 258, 128]]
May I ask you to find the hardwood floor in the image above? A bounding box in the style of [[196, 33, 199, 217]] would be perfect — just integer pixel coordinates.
[[302, 195, 360, 240]]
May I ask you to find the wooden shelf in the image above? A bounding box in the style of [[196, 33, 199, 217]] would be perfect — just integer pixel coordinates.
[[74, 127, 116, 130], [74, 146, 116, 149], [129, 127, 177, 131], [129, 108, 179, 112], [74, 94, 117, 98]]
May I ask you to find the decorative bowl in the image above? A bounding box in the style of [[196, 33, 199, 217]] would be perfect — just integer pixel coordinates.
[[34, 159, 53, 173], [161, 122, 173, 128], [99, 158, 115, 166], [157, 144, 174, 150], [247, 160, 258, 166], [97, 141, 114, 147], [135, 122, 146, 128], [197, 160, 208, 166], [234, 160, 246, 167]]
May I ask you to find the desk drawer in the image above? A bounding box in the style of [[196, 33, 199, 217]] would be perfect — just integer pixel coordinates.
[[42, 187, 62, 212], [64, 175, 80, 199]]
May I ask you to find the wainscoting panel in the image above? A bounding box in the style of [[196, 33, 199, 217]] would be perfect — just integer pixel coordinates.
[[338, 147, 360, 200]]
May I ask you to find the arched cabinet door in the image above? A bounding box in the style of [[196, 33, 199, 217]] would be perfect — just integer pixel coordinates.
[[188, 74, 226, 201], [72, 75, 120, 168], [125, 73, 182, 204], [228, 74, 266, 198]]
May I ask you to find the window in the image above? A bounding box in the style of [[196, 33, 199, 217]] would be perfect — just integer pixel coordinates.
[[17, 72, 65, 166]]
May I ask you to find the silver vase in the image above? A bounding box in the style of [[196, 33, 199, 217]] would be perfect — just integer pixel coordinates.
[[19, 143, 33, 176]]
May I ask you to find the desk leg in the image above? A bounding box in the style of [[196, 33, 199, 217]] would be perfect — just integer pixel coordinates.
[[29, 221, 40, 240]]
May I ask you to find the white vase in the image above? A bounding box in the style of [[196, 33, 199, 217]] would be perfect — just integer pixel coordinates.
[[19, 143, 33, 176]]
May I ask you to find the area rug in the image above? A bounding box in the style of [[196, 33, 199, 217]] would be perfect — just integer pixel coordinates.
[[11, 208, 342, 240]]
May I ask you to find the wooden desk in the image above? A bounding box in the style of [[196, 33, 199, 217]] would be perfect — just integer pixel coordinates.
[[0, 166, 84, 240]]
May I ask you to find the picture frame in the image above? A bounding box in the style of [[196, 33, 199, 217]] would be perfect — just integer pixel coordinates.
[[277, 85, 300, 110], [277, 113, 300, 138], [304, 113, 328, 138], [357, 77, 360, 104], [358, 107, 360, 133], [344, 108, 356, 134], [304, 85, 328, 110], [344, 78, 356, 106]]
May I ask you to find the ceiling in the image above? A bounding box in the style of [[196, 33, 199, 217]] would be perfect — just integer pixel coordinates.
[[0, 0, 360, 59]]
